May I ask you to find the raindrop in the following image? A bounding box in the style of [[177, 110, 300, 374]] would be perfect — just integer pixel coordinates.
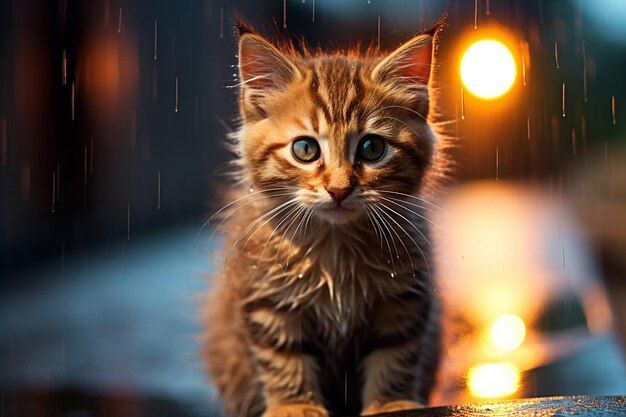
[[460, 88, 466, 120], [562, 83, 566, 117], [522, 56, 527, 86], [612, 95, 617, 125], [117, 7, 123, 34], [56, 164, 60, 202], [127, 203, 131, 240], [344, 372, 348, 408], [298, 273, 304, 279], [154, 20, 158, 61], [495, 146, 499, 181], [89, 137, 94, 174], [474, 0, 478, 29], [283, 0, 287, 29], [571, 128, 577, 155], [312, 0, 315, 22], [175, 76, 179, 113], [390, 272, 395, 278], [554, 42, 560, 69], [249, 185, 254, 193], [582, 41, 588, 102], [486, 0, 491, 15], [62, 49, 67, 86], [215, 6, 223, 38], [104, 0, 111, 26], [157, 170, 161, 209], [377, 16, 381, 49], [526, 115, 531, 140]]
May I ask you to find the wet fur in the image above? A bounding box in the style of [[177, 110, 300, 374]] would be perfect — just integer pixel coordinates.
[[201, 22, 448, 417]]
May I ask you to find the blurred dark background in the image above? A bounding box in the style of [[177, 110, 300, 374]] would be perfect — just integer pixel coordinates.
[[1, 0, 624, 278], [1, 0, 626, 416]]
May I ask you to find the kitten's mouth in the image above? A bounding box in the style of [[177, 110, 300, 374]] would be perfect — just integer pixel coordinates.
[[317, 204, 359, 224]]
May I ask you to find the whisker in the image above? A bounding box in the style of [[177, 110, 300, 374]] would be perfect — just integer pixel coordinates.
[[256, 204, 305, 271], [225, 199, 297, 264], [376, 116, 424, 142], [377, 204, 431, 278], [205, 191, 294, 243], [375, 189, 443, 211], [369, 205, 399, 274], [378, 194, 435, 213], [195, 187, 291, 239], [272, 205, 308, 270], [371, 104, 426, 121], [378, 202, 433, 250], [284, 207, 311, 271], [372, 206, 410, 274], [364, 206, 384, 253], [378, 196, 440, 230], [302, 209, 315, 237]]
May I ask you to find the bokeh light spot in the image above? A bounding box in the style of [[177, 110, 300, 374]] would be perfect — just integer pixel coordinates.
[[460, 40, 516, 99], [491, 313, 526, 351], [467, 362, 521, 399]]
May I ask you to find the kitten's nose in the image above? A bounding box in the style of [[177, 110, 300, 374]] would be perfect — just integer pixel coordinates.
[[326, 186, 353, 203]]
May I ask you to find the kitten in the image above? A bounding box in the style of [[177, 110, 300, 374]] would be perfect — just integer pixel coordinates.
[[202, 21, 444, 417]]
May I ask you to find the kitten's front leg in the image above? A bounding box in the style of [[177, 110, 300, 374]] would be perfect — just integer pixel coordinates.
[[360, 295, 432, 415], [360, 346, 424, 415], [244, 303, 328, 417]]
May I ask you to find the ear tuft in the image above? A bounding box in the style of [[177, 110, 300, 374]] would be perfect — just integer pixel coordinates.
[[372, 34, 434, 87], [237, 32, 299, 119], [234, 17, 256, 38], [238, 34, 299, 91]]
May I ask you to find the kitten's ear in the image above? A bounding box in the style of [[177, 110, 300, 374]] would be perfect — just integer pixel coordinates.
[[238, 33, 299, 118], [372, 34, 433, 87]]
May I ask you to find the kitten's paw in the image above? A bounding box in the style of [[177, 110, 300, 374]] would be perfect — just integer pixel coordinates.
[[361, 400, 424, 415], [263, 403, 328, 417]]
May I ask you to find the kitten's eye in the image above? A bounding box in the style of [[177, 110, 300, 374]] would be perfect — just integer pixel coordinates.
[[291, 137, 321, 163], [357, 134, 386, 162]]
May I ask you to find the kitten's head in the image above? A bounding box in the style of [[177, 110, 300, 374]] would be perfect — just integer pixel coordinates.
[[235, 25, 437, 226]]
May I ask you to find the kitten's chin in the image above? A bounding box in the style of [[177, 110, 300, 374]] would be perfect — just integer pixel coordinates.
[[315, 206, 360, 225]]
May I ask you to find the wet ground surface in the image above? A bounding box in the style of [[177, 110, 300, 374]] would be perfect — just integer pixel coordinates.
[[1, 227, 626, 416], [394, 396, 626, 416]]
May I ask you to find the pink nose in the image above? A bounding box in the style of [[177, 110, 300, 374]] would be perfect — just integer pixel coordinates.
[[326, 187, 353, 203]]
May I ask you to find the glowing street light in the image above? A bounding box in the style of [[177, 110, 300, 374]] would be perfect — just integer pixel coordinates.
[[491, 314, 527, 351], [467, 362, 521, 399], [460, 40, 516, 99]]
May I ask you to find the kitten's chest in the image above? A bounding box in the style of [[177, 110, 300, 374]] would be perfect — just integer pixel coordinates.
[[268, 240, 408, 337]]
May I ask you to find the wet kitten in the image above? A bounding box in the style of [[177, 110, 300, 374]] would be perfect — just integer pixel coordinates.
[[202, 22, 444, 417]]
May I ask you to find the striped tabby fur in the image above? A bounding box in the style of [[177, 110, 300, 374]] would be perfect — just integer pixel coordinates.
[[202, 22, 446, 417]]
